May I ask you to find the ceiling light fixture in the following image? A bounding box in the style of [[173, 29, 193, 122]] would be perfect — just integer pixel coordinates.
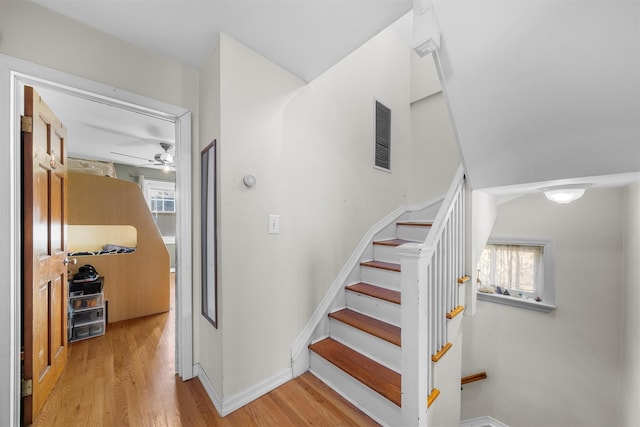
[[540, 184, 590, 204]]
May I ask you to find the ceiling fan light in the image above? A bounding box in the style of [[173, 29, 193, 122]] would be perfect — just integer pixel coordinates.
[[162, 164, 171, 174], [540, 184, 590, 204]]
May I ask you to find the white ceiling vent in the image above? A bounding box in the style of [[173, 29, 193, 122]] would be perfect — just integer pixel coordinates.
[[375, 100, 391, 171]]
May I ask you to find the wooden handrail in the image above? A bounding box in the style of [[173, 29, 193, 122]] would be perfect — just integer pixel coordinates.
[[461, 372, 487, 385]]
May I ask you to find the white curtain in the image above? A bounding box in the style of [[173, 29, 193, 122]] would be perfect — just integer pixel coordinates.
[[479, 244, 541, 292]]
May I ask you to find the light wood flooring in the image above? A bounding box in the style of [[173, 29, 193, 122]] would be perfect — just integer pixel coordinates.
[[33, 273, 378, 426]]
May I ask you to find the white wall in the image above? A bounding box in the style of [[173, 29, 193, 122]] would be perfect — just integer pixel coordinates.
[[214, 29, 416, 398], [409, 53, 459, 204], [621, 181, 640, 425], [0, 1, 198, 109], [217, 34, 305, 399], [410, 92, 459, 203], [196, 37, 223, 395], [461, 188, 624, 426]]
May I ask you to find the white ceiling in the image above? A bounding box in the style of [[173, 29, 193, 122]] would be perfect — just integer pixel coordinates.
[[35, 85, 175, 167], [27, 0, 639, 192], [434, 0, 640, 191], [29, 0, 413, 82]]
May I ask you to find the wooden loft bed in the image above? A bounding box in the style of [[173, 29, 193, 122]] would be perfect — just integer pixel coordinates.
[[67, 172, 170, 323]]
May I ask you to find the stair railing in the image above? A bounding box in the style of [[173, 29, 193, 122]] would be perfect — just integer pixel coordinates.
[[398, 165, 465, 426]]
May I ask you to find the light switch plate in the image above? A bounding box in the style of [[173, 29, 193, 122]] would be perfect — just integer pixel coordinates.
[[268, 214, 280, 234]]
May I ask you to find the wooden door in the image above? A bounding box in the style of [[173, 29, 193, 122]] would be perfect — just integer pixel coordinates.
[[22, 86, 69, 425]]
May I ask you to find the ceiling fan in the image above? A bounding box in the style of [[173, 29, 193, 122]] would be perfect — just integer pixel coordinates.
[[111, 142, 175, 172]]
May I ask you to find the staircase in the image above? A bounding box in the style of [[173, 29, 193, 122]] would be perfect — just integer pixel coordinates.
[[309, 222, 432, 424], [299, 166, 467, 426]]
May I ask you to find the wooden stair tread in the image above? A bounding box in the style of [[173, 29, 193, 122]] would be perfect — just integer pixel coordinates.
[[372, 238, 414, 247], [329, 309, 400, 346], [309, 338, 401, 407], [360, 260, 401, 272], [396, 221, 433, 227], [346, 282, 401, 305]]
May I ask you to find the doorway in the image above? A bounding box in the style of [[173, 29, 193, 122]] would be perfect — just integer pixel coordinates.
[[0, 54, 194, 426]]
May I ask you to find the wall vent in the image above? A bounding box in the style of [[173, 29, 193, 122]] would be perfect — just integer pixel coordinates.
[[375, 100, 391, 171]]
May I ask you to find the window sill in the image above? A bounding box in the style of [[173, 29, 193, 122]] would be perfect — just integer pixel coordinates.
[[477, 291, 556, 313]]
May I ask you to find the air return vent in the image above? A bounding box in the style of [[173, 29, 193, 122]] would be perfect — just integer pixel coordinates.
[[375, 100, 391, 171]]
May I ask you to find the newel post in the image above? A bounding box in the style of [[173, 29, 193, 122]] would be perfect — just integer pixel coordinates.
[[398, 242, 430, 427]]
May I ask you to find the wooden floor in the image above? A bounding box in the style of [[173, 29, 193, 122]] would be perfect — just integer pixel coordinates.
[[33, 273, 378, 426]]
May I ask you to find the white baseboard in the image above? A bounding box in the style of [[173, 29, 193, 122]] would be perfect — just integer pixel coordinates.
[[193, 363, 223, 415], [222, 367, 292, 416], [461, 415, 509, 427], [195, 364, 292, 417]]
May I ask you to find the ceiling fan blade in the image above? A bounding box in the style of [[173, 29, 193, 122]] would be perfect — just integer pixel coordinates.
[[110, 151, 154, 162]]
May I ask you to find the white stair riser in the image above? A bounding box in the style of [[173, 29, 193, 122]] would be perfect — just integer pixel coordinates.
[[360, 267, 400, 291], [329, 318, 400, 373], [345, 291, 400, 327], [309, 352, 401, 427], [396, 225, 431, 242], [372, 244, 401, 264]]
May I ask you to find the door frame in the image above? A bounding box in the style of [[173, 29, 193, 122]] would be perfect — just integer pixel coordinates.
[[0, 54, 194, 426]]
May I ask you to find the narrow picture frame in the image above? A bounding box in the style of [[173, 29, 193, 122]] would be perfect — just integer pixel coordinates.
[[201, 140, 217, 328]]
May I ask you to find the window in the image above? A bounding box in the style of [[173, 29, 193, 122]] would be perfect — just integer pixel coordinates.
[[478, 244, 541, 297], [477, 238, 556, 312], [141, 178, 177, 241], [143, 180, 176, 213], [149, 187, 175, 213]]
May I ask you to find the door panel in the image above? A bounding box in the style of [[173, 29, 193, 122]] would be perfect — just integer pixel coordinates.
[[22, 85, 68, 425]]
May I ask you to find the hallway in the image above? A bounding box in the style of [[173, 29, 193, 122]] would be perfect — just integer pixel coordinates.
[[33, 273, 378, 426]]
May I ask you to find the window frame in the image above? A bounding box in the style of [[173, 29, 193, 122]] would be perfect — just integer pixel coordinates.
[[143, 179, 176, 214], [476, 237, 556, 313]]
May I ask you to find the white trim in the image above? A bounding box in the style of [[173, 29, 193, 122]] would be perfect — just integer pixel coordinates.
[[477, 292, 555, 313], [290, 195, 445, 377], [0, 53, 20, 427], [143, 179, 176, 213], [460, 415, 510, 427], [193, 363, 223, 415], [176, 111, 194, 380], [195, 364, 292, 417], [477, 236, 556, 313], [221, 368, 292, 416], [0, 53, 194, 425]]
